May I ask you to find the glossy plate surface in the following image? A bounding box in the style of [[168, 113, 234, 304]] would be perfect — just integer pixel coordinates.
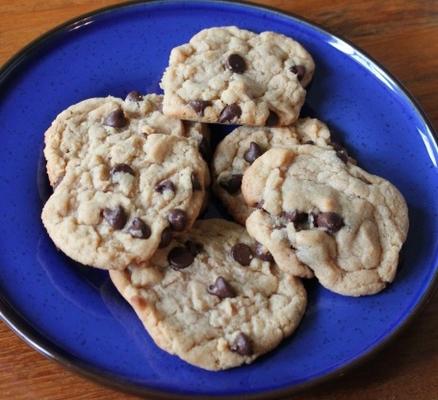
[[0, 1, 437, 398]]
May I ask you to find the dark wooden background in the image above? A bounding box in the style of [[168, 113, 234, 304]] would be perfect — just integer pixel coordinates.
[[0, 1, 437, 399]]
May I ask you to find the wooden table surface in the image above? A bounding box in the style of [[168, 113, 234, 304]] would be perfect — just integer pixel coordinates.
[[0, 1, 437, 399]]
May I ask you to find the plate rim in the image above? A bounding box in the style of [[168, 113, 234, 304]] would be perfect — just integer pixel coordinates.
[[0, 0, 437, 398]]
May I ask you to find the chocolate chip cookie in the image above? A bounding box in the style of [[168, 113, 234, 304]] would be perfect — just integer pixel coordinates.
[[212, 118, 331, 225], [42, 133, 208, 270], [110, 219, 307, 370], [43, 94, 210, 187], [242, 147, 409, 296], [160, 26, 314, 126]]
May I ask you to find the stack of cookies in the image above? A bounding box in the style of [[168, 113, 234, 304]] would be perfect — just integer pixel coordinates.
[[41, 26, 409, 371]]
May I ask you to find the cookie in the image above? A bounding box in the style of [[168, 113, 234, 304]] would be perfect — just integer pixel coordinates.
[[212, 118, 331, 225], [42, 133, 208, 270], [160, 26, 314, 126], [110, 219, 307, 371], [242, 147, 409, 296], [44, 94, 210, 187]]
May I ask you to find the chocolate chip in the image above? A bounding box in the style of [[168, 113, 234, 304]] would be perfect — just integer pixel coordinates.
[[189, 100, 212, 116], [103, 108, 128, 128], [290, 65, 306, 81], [127, 217, 151, 239], [159, 227, 173, 248], [110, 163, 135, 177], [266, 110, 279, 126], [207, 276, 236, 299], [168, 209, 188, 231], [227, 53, 246, 74], [278, 210, 310, 231], [304, 140, 315, 145], [219, 174, 242, 195], [282, 211, 308, 226], [125, 91, 142, 102], [231, 333, 253, 356], [219, 104, 241, 123], [168, 246, 194, 269], [244, 142, 263, 164], [255, 242, 274, 263], [191, 173, 202, 191], [103, 206, 127, 230], [231, 243, 253, 266], [331, 142, 349, 163], [198, 136, 211, 160], [185, 240, 203, 256], [155, 180, 175, 193], [314, 212, 344, 233]]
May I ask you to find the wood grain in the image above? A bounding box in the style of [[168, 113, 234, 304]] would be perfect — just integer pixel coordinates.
[[0, 1, 437, 399]]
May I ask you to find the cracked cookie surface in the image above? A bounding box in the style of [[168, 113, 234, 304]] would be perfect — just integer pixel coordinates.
[[242, 147, 409, 296], [212, 118, 331, 225], [44, 94, 210, 187], [110, 219, 307, 370], [160, 26, 314, 126], [42, 133, 208, 270]]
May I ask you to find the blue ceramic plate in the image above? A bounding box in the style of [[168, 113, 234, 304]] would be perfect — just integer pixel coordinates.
[[0, 1, 437, 398]]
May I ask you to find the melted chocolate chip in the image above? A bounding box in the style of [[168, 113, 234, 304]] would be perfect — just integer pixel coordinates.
[[207, 276, 236, 299], [168, 246, 194, 269], [231, 332, 253, 356], [191, 173, 202, 191], [219, 104, 242, 123], [125, 91, 142, 102], [189, 100, 212, 116], [219, 174, 242, 195], [185, 240, 203, 256], [103, 206, 127, 230], [155, 180, 175, 193], [304, 140, 315, 145], [168, 209, 188, 231], [282, 210, 308, 226], [231, 243, 253, 266], [227, 53, 246, 74], [159, 227, 173, 248], [290, 65, 306, 81], [255, 242, 274, 262], [314, 212, 344, 233], [110, 163, 135, 177], [127, 217, 151, 239], [266, 110, 279, 126], [244, 142, 263, 164], [103, 108, 128, 128]]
